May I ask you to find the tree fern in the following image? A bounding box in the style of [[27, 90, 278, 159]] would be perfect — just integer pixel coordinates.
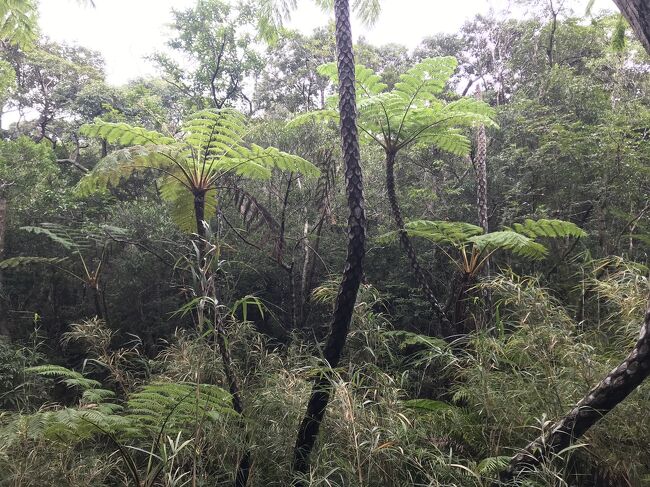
[[80, 109, 319, 239]]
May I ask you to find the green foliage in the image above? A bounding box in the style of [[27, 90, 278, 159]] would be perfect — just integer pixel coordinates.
[[126, 382, 234, 434], [311, 56, 497, 155], [0, 0, 38, 48], [506, 218, 587, 239], [468, 230, 548, 260]]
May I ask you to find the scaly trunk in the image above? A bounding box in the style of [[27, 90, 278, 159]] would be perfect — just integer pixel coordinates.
[[473, 91, 492, 328], [194, 190, 207, 262], [292, 0, 366, 479], [501, 303, 650, 481], [612, 0, 650, 55], [385, 150, 450, 336]]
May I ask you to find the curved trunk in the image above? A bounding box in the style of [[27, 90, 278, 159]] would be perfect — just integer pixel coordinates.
[[292, 0, 366, 479], [385, 150, 451, 336], [501, 303, 650, 481]]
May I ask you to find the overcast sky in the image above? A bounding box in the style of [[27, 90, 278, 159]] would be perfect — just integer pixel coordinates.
[[38, 0, 614, 86]]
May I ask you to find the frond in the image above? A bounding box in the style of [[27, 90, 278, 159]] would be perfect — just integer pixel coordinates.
[[476, 456, 511, 475], [317, 63, 387, 98], [226, 185, 280, 233], [20, 223, 89, 251], [221, 144, 319, 181], [77, 145, 183, 195], [393, 57, 458, 104], [182, 109, 247, 161], [313, 0, 382, 26], [26, 365, 102, 390], [401, 220, 484, 246], [126, 382, 234, 434], [507, 218, 587, 239], [80, 120, 175, 146], [468, 231, 548, 260]]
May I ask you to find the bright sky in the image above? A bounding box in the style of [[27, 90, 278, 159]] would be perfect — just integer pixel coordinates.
[[38, 0, 614, 86]]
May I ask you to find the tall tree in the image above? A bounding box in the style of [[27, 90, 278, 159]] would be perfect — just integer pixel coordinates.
[[292, 0, 367, 480]]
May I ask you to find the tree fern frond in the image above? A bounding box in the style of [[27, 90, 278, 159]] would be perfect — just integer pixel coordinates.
[[80, 120, 175, 146], [20, 223, 87, 250], [507, 218, 587, 239], [126, 382, 234, 434], [77, 145, 182, 195], [468, 231, 548, 260], [26, 365, 102, 390], [226, 185, 280, 233], [402, 220, 484, 245]]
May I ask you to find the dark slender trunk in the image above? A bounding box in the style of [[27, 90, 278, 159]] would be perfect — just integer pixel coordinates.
[[194, 190, 207, 262], [215, 321, 250, 487], [194, 190, 207, 239], [0, 197, 5, 295], [292, 0, 366, 479], [612, 0, 650, 55], [501, 303, 650, 482], [91, 284, 104, 320], [385, 150, 450, 336]]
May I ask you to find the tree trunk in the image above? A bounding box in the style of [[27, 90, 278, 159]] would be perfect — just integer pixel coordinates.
[[613, 0, 650, 55], [385, 150, 451, 336], [292, 0, 366, 479], [194, 190, 207, 239], [501, 302, 650, 481], [473, 89, 492, 329]]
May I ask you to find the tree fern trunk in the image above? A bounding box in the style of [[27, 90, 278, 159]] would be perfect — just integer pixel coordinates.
[[194, 191, 206, 239], [612, 0, 650, 55], [501, 302, 650, 481], [292, 0, 366, 479], [473, 90, 492, 329], [385, 150, 450, 336]]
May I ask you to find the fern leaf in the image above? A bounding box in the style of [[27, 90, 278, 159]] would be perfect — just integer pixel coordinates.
[[81, 120, 174, 146], [508, 218, 587, 239], [469, 231, 548, 260], [401, 220, 484, 245]]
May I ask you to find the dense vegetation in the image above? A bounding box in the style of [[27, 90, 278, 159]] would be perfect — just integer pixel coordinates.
[[0, 0, 649, 485]]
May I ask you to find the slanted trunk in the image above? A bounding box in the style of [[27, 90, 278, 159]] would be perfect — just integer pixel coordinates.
[[385, 150, 451, 336], [501, 303, 650, 481], [613, 0, 650, 55], [292, 0, 366, 479]]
